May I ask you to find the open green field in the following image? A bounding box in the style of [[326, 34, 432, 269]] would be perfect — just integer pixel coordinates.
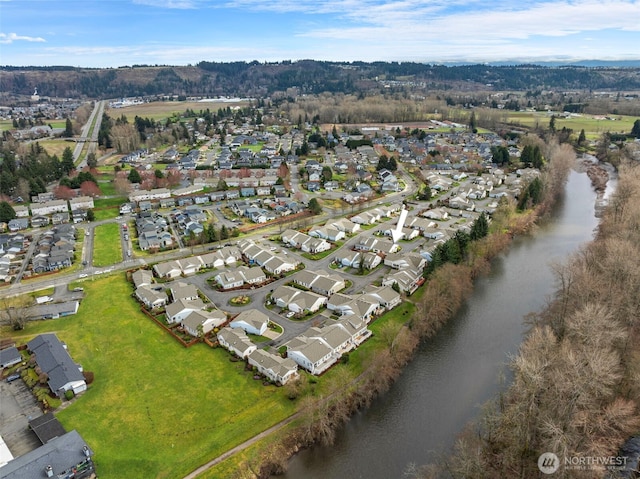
[[112, 100, 250, 122], [507, 111, 638, 137], [92, 224, 122, 266], [3, 275, 297, 479], [35, 139, 76, 157]]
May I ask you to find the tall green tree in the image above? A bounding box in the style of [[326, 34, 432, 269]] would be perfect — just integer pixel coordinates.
[[0, 201, 16, 223], [631, 119, 640, 139], [468, 111, 477, 132], [61, 146, 75, 174], [64, 117, 73, 137], [308, 198, 322, 215], [470, 212, 489, 240], [127, 168, 141, 184], [86, 152, 97, 169], [578, 129, 587, 145]]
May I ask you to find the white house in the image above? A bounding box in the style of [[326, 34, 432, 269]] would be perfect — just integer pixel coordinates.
[[135, 285, 168, 309], [217, 327, 257, 358], [182, 309, 227, 337], [248, 349, 299, 385], [230, 309, 269, 336], [165, 298, 205, 324]]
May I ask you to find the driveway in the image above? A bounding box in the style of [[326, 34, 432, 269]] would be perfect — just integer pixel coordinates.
[[0, 377, 42, 458]]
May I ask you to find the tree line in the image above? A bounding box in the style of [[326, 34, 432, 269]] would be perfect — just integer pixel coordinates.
[[409, 150, 640, 478]]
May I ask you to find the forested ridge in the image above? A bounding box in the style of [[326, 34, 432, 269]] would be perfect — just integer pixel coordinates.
[[2, 61, 640, 99]]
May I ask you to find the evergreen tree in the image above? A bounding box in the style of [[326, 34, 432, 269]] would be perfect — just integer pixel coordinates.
[[631, 119, 640, 139], [308, 198, 322, 214], [0, 201, 16, 223], [578, 129, 587, 145], [86, 209, 95, 222], [128, 168, 141, 184], [61, 146, 75, 174], [220, 225, 229, 240], [470, 212, 489, 240], [532, 145, 544, 169], [64, 117, 73, 137], [86, 152, 97, 169], [468, 111, 477, 133]]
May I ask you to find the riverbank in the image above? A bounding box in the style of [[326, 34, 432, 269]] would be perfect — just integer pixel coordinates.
[[423, 157, 640, 478], [201, 144, 575, 479]]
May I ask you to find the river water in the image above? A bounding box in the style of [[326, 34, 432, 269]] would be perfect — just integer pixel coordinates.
[[280, 170, 605, 479]]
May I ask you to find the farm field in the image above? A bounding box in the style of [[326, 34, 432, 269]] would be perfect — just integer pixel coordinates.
[[111, 100, 250, 122], [506, 111, 637, 137]]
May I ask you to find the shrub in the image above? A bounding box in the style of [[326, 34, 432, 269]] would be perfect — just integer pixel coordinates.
[[64, 390, 74, 400]]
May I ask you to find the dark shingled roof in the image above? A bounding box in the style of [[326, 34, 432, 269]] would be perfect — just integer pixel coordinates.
[[29, 413, 67, 445]]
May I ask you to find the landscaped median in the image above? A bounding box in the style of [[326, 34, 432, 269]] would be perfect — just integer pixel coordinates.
[[2, 275, 297, 479]]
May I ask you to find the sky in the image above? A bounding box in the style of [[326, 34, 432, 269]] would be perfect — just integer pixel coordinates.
[[1, 0, 639, 67]]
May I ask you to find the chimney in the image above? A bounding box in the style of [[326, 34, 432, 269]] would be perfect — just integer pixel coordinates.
[[45, 465, 53, 477]]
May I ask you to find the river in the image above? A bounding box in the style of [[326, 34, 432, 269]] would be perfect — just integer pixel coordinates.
[[280, 169, 607, 479]]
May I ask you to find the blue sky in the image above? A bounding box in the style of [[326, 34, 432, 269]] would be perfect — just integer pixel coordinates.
[[1, 0, 639, 67]]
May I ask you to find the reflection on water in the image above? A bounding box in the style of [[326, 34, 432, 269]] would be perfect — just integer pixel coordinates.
[[280, 171, 600, 479]]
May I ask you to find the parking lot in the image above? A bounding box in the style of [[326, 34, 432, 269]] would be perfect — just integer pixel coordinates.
[[0, 377, 42, 458]]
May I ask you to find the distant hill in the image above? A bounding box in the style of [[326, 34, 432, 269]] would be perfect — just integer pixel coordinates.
[[2, 61, 640, 100]]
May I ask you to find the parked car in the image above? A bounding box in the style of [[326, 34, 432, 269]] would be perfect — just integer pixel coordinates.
[[79, 273, 88, 278], [6, 373, 21, 383]]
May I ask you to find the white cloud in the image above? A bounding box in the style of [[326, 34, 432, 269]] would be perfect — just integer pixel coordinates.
[[0, 32, 46, 44]]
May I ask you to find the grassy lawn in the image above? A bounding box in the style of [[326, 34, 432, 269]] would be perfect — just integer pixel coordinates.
[[94, 197, 126, 209], [301, 248, 335, 261], [92, 224, 122, 267], [114, 100, 250, 123], [93, 208, 120, 221], [1, 275, 296, 479], [35, 139, 75, 157]]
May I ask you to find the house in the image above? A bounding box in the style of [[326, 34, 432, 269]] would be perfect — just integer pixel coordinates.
[[308, 226, 345, 242], [238, 265, 266, 285], [382, 268, 422, 294], [0, 346, 21, 369], [135, 285, 168, 309], [176, 257, 202, 276], [13, 205, 29, 218], [214, 270, 245, 290], [248, 349, 299, 385], [384, 252, 426, 271], [272, 286, 327, 314], [153, 261, 182, 279], [263, 255, 297, 275], [421, 207, 449, 221], [169, 282, 199, 301], [69, 196, 94, 210], [165, 298, 205, 324], [292, 269, 346, 296], [355, 236, 400, 254], [0, 430, 94, 479], [30, 200, 68, 216], [181, 309, 227, 337], [131, 269, 153, 288], [30, 215, 50, 228], [8, 219, 29, 232], [285, 336, 335, 375], [364, 285, 402, 310], [27, 334, 86, 398], [217, 327, 257, 358], [230, 309, 269, 336], [329, 218, 360, 234]]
